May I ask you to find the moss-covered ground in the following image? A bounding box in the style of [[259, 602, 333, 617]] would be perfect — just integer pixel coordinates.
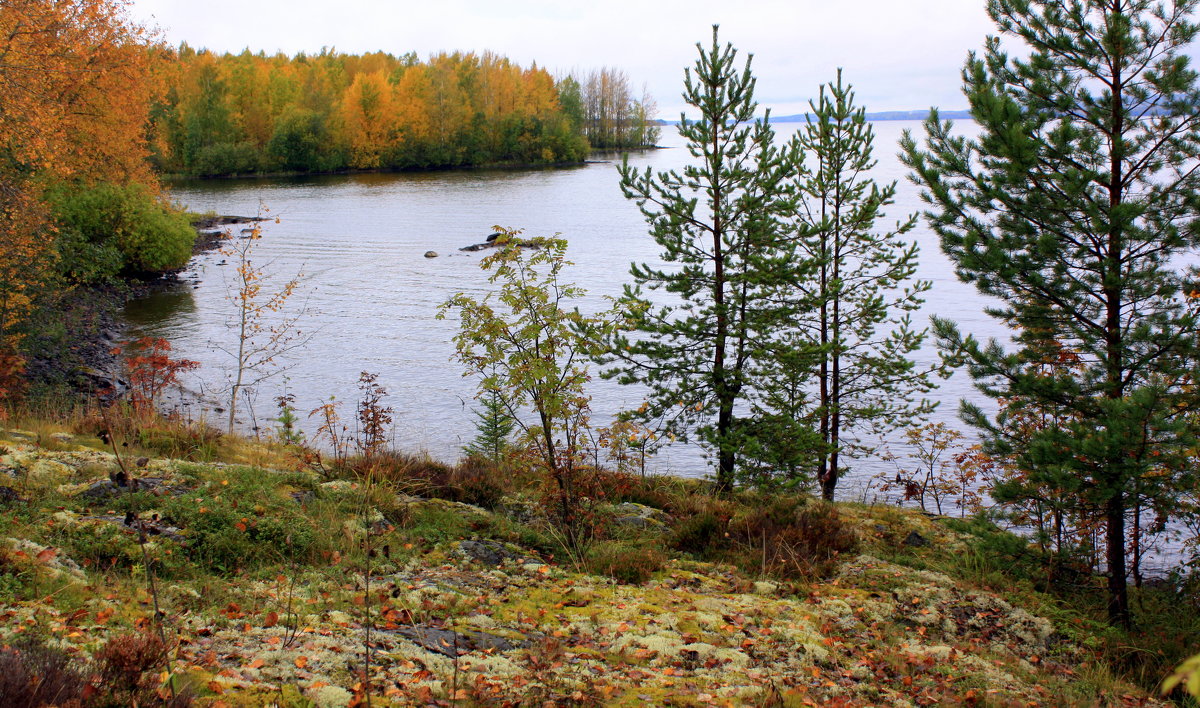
[[0, 421, 1189, 707]]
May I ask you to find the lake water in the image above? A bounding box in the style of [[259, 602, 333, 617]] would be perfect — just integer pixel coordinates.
[[125, 120, 997, 498]]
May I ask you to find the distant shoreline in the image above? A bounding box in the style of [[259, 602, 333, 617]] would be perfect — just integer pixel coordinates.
[[654, 110, 974, 126]]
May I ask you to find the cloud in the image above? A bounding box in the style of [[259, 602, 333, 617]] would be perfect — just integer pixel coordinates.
[[130, 0, 996, 113]]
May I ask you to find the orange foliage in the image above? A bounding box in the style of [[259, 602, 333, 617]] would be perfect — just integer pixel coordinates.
[[339, 71, 398, 169], [0, 0, 157, 183], [0, 0, 160, 385]]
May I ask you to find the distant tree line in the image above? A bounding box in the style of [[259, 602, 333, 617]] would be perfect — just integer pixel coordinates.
[[557, 68, 661, 150], [149, 48, 662, 178]]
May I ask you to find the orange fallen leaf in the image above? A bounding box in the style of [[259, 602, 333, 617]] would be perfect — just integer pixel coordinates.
[[36, 547, 57, 562], [247, 658, 265, 669], [263, 611, 279, 628], [295, 656, 308, 669]]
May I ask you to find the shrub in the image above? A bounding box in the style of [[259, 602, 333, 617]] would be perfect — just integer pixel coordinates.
[[726, 498, 858, 580], [670, 512, 725, 556], [94, 630, 168, 699], [47, 181, 195, 280], [587, 541, 666, 585], [154, 471, 323, 575], [0, 637, 90, 708]]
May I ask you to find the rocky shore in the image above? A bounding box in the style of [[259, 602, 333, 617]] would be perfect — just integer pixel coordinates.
[[0, 426, 1170, 706]]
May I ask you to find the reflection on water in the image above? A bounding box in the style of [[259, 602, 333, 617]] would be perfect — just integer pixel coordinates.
[[123, 282, 198, 333]]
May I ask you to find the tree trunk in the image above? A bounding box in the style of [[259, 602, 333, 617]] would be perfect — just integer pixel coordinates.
[[1105, 491, 1131, 628]]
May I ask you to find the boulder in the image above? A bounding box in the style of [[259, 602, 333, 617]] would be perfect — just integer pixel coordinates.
[[611, 501, 672, 534], [424, 251, 438, 258], [458, 539, 520, 567]]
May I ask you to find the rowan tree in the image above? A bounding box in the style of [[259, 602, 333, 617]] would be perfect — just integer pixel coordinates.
[[901, 0, 1200, 627], [441, 231, 623, 552]]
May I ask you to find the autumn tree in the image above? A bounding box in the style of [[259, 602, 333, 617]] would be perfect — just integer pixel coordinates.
[[218, 221, 307, 434], [575, 67, 659, 149], [339, 70, 397, 169], [441, 231, 623, 551], [901, 0, 1200, 627], [0, 0, 160, 391], [604, 27, 800, 491], [150, 47, 591, 175]]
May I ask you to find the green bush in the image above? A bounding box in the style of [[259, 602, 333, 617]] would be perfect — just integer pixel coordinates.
[[47, 181, 195, 280], [191, 141, 260, 177], [152, 471, 323, 575], [670, 511, 725, 556]]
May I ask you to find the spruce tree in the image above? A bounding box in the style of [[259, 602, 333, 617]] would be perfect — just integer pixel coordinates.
[[779, 71, 940, 501], [902, 0, 1200, 627], [604, 26, 800, 491], [463, 375, 515, 465]]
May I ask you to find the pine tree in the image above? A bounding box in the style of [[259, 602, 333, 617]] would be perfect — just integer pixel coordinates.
[[604, 26, 801, 491], [779, 71, 940, 501], [901, 0, 1200, 627]]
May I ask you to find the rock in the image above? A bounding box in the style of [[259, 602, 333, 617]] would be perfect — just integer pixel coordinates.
[[123, 515, 186, 542], [459, 237, 541, 253], [75, 476, 184, 501], [28, 458, 74, 482], [496, 495, 541, 524], [903, 530, 930, 547], [424, 250, 439, 258], [291, 489, 316, 504], [320, 480, 357, 494], [0, 486, 26, 504], [458, 539, 518, 567], [390, 625, 528, 657], [611, 501, 672, 534], [613, 502, 671, 523], [485, 232, 502, 242], [77, 479, 120, 500], [753, 581, 779, 596]]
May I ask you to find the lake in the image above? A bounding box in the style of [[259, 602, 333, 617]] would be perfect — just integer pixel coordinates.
[[125, 119, 997, 500]]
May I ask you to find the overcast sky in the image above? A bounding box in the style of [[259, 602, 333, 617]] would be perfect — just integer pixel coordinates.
[[127, 0, 1000, 116]]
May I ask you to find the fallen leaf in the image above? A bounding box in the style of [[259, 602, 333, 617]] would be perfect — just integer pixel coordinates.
[[263, 611, 279, 628]]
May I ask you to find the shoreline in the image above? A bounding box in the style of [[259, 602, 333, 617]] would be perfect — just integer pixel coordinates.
[[159, 147, 666, 183]]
